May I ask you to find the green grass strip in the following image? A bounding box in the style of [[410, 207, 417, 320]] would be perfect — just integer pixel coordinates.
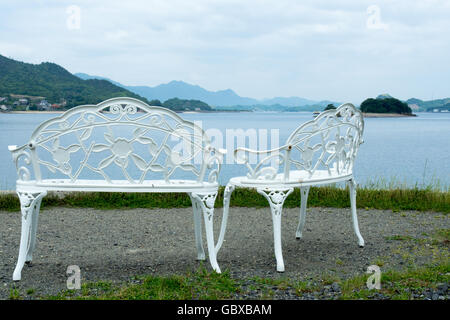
[[0, 186, 449, 213], [10, 261, 449, 300], [44, 267, 240, 300]]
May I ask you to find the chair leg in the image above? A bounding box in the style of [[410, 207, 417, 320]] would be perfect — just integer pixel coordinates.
[[13, 191, 47, 281], [215, 183, 235, 254], [191, 192, 221, 273], [296, 186, 310, 239], [348, 179, 365, 247], [189, 194, 205, 260], [257, 187, 294, 272]]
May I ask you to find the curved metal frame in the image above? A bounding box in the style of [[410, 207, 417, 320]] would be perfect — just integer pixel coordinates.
[[9, 97, 225, 280], [219, 103, 365, 272], [10, 97, 223, 188]]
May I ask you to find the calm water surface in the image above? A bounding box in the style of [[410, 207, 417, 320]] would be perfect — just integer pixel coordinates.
[[0, 112, 449, 190]]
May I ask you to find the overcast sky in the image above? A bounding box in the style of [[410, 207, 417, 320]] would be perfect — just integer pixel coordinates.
[[1, 0, 449, 104]]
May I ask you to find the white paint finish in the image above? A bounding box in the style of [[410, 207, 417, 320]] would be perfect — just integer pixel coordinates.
[[9, 97, 224, 280], [218, 103, 365, 272]]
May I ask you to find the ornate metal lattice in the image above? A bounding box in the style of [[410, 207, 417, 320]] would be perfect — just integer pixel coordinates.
[[10, 98, 223, 184], [234, 103, 364, 181]]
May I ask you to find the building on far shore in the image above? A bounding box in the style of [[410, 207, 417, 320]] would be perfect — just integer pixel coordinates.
[[18, 98, 29, 105], [39, 100, 51, 111]]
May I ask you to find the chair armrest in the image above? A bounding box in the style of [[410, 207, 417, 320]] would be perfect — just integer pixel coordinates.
[[234, 145, 291, 180], [203, 146, 226, 183], [213, 147, 227, 155]]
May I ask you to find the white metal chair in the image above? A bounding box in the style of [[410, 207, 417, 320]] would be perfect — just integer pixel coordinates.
[[215, 103, 365, 272]]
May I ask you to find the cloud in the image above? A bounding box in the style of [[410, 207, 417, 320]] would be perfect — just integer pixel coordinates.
[[0, 0, 449, 103]]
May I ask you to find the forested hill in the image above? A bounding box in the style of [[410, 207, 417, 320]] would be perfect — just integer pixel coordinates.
[[0, 54, 149, 109], [360, 96, 412, 114]]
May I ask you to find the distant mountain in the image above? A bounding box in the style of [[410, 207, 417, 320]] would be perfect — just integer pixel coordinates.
[[372, 94, 450, 112], [74, 73, 338, 108], [75, 74, 258, 106], [129, 80, 259, 106], [406, 97, 450, 112], [0, 55, 149, 109], [260, 96, 318, 107], [406, 98, 423, 105], [376, 93, 394, 100], [74, 72, 125, 88]]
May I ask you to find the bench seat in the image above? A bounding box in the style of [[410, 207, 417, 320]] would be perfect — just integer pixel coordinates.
[[16, 179, 219, 193]]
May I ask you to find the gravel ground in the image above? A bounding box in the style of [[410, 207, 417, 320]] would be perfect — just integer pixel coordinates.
[[0, 206, 448, 299]]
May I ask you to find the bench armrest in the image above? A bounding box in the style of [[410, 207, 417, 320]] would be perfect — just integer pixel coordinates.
[[8, 144, 36, 182]]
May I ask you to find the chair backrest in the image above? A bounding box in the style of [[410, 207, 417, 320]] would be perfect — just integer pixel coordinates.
[[11, 97, 221, 184], [284, 103, 364, 179]]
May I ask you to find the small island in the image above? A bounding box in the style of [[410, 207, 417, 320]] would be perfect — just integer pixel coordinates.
[[360, 95, 416, 117]]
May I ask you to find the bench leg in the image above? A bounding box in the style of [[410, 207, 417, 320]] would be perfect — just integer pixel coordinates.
[[191, 192, 220, 273], [348, 179, 365, 247], [215, 183, 235, 254], [257, 187, 293, 273], [26, 196, 43, 263], [296, 186, 310, 239], [13, 191, 47, 281], [189, 194, 205, 260]]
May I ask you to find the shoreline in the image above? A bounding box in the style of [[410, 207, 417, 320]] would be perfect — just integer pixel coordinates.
[[2, 111, 419, 116], [2, 110, 245, 114], [2, 110, 65, 114], [362, 112, 417, 118]]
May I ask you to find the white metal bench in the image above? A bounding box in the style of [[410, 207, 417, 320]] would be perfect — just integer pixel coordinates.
[[8, 97, 224, 280], [216, 103, 365, 272]]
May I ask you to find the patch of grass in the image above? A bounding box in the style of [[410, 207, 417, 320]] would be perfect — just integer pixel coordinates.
[[371, 257, 387, 267], [332, 263, 450, 300], [246, 276, 292, 292], [335, 258, 344, 266], [339, 274, 370, 299], [431, 229, 450, 246], [0, 193, 21, 211], [26, 288, 35, 295], [385, 235, 415, 241], [1, 185, 449, 213], [9, 286, 21, 300], [294, 280, 320, 295], [47, 267, 240, 300]]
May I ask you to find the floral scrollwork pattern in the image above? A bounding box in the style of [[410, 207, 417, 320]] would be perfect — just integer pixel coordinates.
[[256, 188, 294, 216], [16, 191, 47, 220], [233, 104, 363, 182], [287, 103, 363, 178], [191, 192, 218, 221], [10, 98, 222, 185], [11, 148, 33, 181]]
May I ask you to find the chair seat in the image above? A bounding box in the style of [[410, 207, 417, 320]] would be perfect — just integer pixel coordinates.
[[229, 169, 352, 188]]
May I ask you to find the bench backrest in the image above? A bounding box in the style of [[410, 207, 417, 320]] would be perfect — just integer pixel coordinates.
[[284, 103, 364, 179], [10, 97, 222, 184]]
